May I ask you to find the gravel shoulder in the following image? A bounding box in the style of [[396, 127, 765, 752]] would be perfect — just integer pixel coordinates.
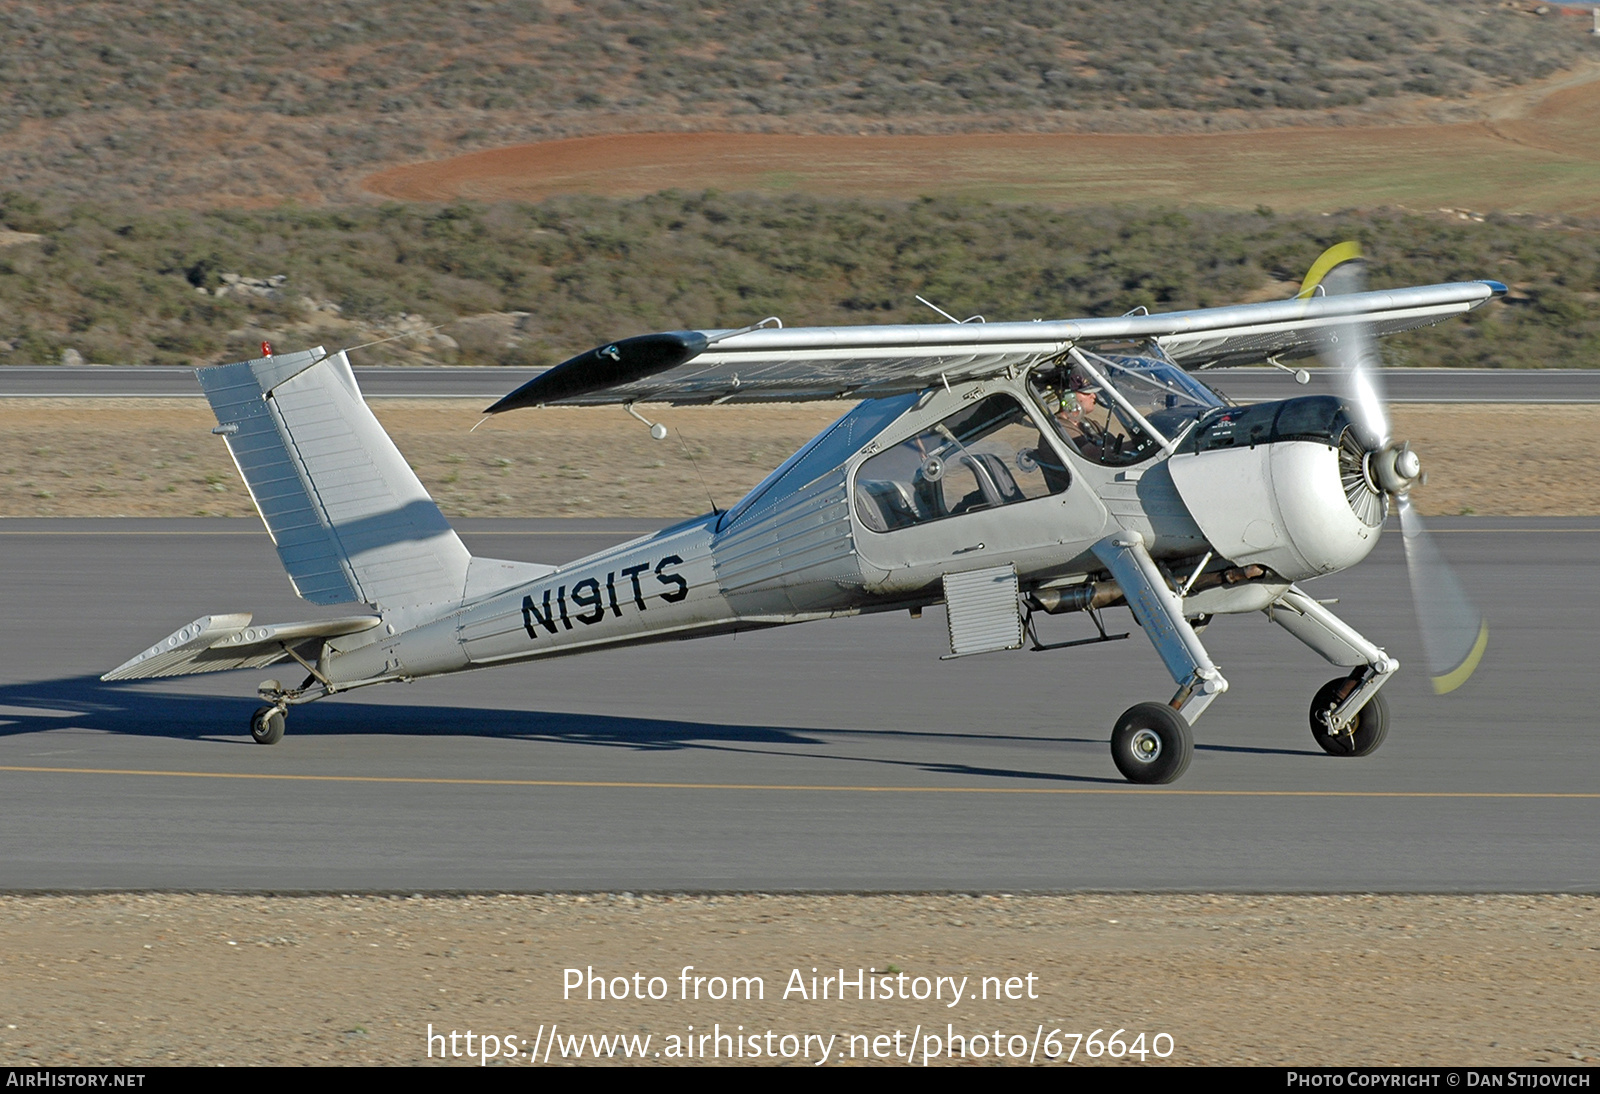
[[2, 400, 1596, 520], [1, 892, 1595, 1067]]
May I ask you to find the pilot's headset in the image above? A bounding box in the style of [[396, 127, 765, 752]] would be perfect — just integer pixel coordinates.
[[1029, 371, 1066, 414]]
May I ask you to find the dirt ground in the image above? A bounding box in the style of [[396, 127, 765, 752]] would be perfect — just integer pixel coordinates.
[[0, 399, 1594, 520], [361, 66, 1600, 216], [0, 892, 1595, 1067]]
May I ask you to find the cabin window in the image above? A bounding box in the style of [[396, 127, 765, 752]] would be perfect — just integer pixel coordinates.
[[852, 394, 1070, 533], [719, 392, 920, 531]]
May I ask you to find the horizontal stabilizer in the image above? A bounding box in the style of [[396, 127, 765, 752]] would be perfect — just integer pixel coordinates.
[[101, 613, 381, 682]]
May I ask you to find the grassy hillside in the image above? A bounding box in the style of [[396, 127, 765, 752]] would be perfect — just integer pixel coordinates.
[[0, 1, 1592, 206], [1, 192, 1593, 369], [6, 1, 1587, 122]]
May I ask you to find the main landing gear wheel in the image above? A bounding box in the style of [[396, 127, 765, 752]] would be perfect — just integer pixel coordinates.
[[1111, 702, 1194, 784], [1309, 678, 1388, 757], [250, 706, 286, 746]]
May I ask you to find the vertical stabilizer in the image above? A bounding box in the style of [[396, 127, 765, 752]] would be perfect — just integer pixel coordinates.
[[199, 347, 471, 609]]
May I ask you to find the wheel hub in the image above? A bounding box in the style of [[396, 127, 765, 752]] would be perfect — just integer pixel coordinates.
[[1130, 728, 1162, 763]]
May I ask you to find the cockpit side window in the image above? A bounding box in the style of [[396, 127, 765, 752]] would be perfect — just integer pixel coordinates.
[[1030, 351, 1223, 467], [852, 394, 1070, 533]]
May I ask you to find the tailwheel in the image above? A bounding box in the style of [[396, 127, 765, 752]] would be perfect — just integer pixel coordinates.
[[1111, 702, 1193, 784], [250, 706, 286, 746], [1309, 677, 1388, 757]]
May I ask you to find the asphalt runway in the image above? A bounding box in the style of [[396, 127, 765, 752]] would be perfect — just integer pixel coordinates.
[[0, 517, 1595, 892], [2, 365, 1598, 403]]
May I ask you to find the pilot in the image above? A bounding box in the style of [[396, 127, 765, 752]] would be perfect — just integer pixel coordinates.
[[1052, 371, 1108, 461]]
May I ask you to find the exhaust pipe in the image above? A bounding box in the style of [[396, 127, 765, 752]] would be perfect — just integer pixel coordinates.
[[1027, 564, 1268, 615]]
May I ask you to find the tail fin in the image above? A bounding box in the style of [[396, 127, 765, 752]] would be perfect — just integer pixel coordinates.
[[199, 347, 471, 610]]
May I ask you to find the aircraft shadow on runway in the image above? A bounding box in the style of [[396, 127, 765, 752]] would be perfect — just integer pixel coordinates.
[[0, 676, 1315, 784]]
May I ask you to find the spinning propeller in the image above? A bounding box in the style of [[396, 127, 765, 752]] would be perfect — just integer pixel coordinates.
[[1304, 243, 1488, 694]]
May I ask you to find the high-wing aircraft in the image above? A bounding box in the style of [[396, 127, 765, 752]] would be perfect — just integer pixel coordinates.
[[104, 244, 1496, 784]]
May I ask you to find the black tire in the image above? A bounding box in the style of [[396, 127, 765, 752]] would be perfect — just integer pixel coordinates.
[[1309, 679, 1388, 757], [250, 706, 286, 746], [1111, 702, 1194, 784]]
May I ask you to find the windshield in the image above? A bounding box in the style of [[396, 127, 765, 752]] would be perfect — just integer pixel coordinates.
[[1029, 351, 1224, 467]]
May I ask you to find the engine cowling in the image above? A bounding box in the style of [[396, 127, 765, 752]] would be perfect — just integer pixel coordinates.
[[1166, 396, 1384, 582]]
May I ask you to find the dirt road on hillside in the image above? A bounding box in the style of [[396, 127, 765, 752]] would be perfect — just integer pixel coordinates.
[[363, 66, 1600, 215]]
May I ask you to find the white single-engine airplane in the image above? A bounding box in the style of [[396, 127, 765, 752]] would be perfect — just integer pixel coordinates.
[[105, 244, 1494, 783]]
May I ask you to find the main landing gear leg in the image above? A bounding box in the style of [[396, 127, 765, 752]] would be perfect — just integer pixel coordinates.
[[1266, 586, 1399, 757], [1092, 531, 1229, 784]]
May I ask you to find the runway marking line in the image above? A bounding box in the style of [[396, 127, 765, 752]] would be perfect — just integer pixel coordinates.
[[1, 764, 1597, 799]]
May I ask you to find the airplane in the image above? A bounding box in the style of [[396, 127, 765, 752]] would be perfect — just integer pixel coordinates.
[[103, 243, 1495, 784]]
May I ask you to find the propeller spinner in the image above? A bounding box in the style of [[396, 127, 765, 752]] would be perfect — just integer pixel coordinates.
[[1306, 243, 1488, 693]]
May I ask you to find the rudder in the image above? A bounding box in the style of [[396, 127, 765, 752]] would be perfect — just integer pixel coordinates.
[[199, 346, 471, 609]]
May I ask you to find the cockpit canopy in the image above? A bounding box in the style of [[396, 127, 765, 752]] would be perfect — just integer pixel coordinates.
[[1029, 350, 1225, 467]]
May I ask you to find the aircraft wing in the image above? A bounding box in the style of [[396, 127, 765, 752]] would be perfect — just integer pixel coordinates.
[[486, 280, 1502, 410]]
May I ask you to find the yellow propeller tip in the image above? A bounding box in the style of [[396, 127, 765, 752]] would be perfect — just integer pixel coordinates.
[[1297, 241, 1365, 299], [1431, 620, 1489, 695]]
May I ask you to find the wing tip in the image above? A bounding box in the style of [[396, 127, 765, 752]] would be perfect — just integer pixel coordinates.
[[487, 330, 709, 413]]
